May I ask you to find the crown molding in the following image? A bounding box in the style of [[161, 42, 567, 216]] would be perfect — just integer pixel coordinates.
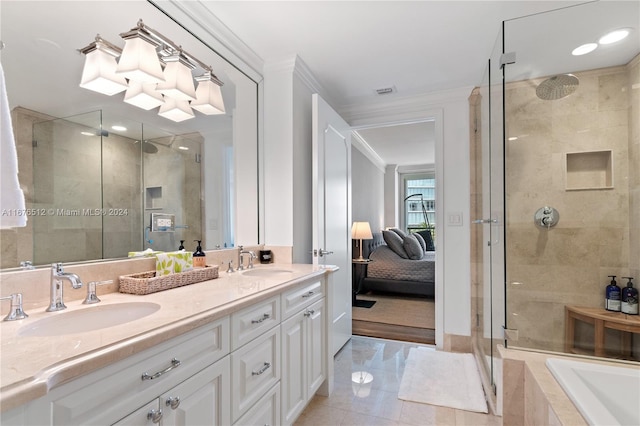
[[351, 131, 386, 173], [339, 86, 474, 125], [150, 0, 264, 82]]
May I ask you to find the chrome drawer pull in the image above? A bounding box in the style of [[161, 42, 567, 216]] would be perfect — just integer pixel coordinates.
[[304, 309, 315, 317], [301, 291, 315, 298], [147, 409, 162, 423], [166, 396, 181, 410], [142, 358, 181, 381], [252, 362, 271, 376], [251, 313, 270, 324]]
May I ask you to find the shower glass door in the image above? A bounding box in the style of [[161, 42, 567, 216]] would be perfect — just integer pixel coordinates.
[[472, 25, 506, 400]]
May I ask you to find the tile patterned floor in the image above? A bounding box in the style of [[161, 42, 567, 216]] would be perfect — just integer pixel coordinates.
[[295, 336, 502, 426]]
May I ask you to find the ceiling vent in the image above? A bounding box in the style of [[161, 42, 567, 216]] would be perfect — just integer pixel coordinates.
[[374, 86, 396, 95]]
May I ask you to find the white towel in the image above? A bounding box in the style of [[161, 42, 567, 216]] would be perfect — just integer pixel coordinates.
[[0, 61, 26, 228]]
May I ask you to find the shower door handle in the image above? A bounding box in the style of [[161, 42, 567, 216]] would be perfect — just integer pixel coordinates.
[[472, 219, 498, 224]]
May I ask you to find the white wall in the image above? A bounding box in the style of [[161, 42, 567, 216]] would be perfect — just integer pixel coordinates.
[[351, 148, 385, 232]]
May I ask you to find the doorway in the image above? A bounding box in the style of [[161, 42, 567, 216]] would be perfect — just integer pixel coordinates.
[[349, 117, 442, 345]]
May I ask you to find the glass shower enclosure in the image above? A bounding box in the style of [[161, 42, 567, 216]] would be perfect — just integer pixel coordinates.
[[31, 110, 203, 264]]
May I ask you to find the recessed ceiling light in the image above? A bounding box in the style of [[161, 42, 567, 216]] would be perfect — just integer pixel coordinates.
[[112, 125, 127, 131], [572, 43, 598, 56], [599, 28, 631, 45], [178, 146, 189, 150]]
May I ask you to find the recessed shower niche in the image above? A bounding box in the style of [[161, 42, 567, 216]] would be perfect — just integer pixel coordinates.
[[565, 150, 613, 191]]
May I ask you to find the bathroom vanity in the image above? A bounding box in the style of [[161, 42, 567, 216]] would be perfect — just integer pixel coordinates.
[[0, 265, 335, 425]]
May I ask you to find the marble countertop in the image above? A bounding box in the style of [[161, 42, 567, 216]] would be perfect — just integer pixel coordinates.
[[0, 264, 334, 412]]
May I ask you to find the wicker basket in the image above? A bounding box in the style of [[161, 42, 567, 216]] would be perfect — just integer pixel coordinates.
[[119, 265, 219, 295]]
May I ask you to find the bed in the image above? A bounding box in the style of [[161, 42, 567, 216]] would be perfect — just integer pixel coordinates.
[[357, 229, 435, 298]]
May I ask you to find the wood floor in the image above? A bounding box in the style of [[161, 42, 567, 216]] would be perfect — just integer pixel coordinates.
[[352, 293, 435, 345]]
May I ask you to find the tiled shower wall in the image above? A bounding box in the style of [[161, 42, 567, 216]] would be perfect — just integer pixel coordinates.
[[505, 56, 639, 355]]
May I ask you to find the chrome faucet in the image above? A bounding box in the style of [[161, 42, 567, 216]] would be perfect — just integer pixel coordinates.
[[47, 263, 83, 312], [239, 247, 257, 270]]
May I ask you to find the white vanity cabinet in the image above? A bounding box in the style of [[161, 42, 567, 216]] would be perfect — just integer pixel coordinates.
[[0, 270, 333, 426], [280, 280, 326, 425], [113, 357, 230, 425], [49, 317, 230, 426]]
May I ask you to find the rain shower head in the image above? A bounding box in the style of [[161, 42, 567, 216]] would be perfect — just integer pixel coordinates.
[[536, 74, 579, 100], [134, 140, 158, 154]]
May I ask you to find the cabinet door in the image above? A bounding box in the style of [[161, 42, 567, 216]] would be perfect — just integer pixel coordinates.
[[161, 357, 230, 426], [281, 310, 307, 425], [307, 299, 326, 396]]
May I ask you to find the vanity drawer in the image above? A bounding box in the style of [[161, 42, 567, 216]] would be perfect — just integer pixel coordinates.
[[50, 317, 230, 425], [231, 295, 280, 350], [281, 279, 324, 319], [231, 325, 280, 422]]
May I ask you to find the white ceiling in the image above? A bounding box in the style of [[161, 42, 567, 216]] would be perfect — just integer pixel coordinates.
[[199, 0, 639, 167]]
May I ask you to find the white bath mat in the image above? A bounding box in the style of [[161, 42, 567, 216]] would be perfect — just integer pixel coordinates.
[[398, 347, 488, 413]]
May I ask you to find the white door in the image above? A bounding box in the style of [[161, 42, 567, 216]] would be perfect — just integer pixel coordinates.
[[312, 93, 352, 355]]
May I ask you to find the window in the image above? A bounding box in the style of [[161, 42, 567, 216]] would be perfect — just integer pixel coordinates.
[[403, 175, 435, 235]]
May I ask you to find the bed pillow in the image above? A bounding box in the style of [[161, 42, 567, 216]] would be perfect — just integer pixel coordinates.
[[382, 230, 408, 259], [413, 232, 427, 252], [389, 228, 407, 238], [403, 234, 424, 260]]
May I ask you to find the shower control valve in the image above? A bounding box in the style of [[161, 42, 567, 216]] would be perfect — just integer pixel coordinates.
[[534, 206, 559, 229]]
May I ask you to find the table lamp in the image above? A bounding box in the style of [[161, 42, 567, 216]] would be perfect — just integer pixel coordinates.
[[351, 222, 373, 261]]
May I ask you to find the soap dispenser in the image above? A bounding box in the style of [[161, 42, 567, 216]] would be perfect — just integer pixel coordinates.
[[178, 240, 185, 251], [621, 277, 638, 315], [193, 240, 206, 268], [605, 275, 621, 312]]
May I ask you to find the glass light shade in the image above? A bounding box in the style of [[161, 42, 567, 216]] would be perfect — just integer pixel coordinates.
[[124, 81, 164, 110], [158, 97, 194, 122], [191, 79, 225, 115], [116, 36, 164, 84], [79, 49, 128, 96], [156, 57, 196, 101]]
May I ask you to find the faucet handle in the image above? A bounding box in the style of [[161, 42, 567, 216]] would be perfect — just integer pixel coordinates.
[[227, 260, 235, 273], [0, 293, 29, 321], [83, 280, 113, 304]]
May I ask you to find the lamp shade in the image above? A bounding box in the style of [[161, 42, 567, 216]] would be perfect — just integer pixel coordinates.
[[191, 74, 225, 115], [123, 81, 164, 110], [156, 54, 197, 101], [116, 28, 164, 84], [158, 97, 195, 122], [351, 222, 373, 240], [79, 45, 128, 96]]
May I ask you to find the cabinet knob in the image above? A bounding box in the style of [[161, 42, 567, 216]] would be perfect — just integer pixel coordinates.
[[166, 396, 181, 410], [147, 409, 162, 424]]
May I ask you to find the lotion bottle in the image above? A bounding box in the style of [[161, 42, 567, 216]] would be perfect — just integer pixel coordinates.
[[605, 275, 621, 312], [621, 277, 638, 315], [193, 240, 206, 268]]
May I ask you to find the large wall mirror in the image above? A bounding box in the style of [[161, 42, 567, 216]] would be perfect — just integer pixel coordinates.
[[0, 0, 259, 269]]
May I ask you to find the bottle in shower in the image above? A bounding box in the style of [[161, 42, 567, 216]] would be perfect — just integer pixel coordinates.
[[621, 277, 638, 315], [605, 275, 621, 312]]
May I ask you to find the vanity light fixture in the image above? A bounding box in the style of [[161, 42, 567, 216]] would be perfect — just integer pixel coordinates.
[[78, 19, 225, 123], [78, 36, 128, 96], [191, 72, 226, 115], [156, 51, 197, 101], [115, 21, 165, 84], [158, 97, 195, 122]]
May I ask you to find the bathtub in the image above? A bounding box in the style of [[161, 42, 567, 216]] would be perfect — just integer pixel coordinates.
[[546, 358, 640, 426]]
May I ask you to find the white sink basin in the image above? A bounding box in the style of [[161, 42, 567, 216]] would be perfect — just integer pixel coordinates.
[[241, 268, 294, 277], [19, 302, 161, 337]]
